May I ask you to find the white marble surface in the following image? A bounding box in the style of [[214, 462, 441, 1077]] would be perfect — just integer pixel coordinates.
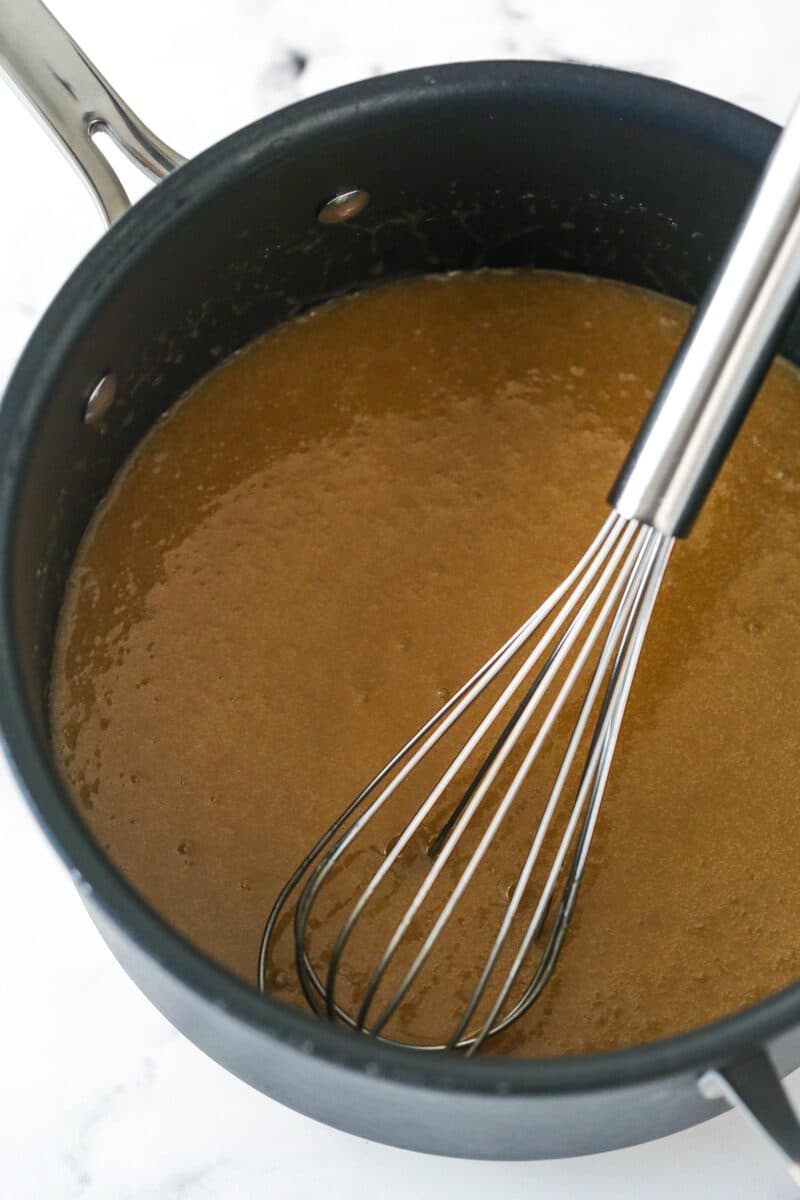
[[3, 1, 800, 1195]]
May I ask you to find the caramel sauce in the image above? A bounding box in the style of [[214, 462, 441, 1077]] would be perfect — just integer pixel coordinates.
[[51, 271, 800, 1055]]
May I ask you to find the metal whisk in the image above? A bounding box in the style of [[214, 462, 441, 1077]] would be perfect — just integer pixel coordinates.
[[260, 95, 800, 1052]]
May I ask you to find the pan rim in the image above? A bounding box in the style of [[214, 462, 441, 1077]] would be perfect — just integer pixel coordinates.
[[0, 57, 792, 1098]]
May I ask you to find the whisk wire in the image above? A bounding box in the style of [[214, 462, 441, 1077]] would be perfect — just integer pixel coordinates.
[[257, 516, 616, 998], [448, 525, 661, 1049], [326, 516, 636, 1028], [359, 521, 644, 1038], [259, 513, 674, 1051], [312, 513, 628, 1020], [462, 528, 673, 1051]]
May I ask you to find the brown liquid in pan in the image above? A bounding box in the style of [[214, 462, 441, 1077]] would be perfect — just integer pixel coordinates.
[[51, 271, 800, 1055]]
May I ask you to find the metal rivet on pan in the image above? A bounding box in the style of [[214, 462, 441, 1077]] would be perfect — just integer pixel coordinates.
[[83, 372, 117, 426], [317, 189, 370, 224]]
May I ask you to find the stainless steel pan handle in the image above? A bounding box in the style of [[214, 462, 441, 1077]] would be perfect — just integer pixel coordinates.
[[699, 1049, 800, 1190], [0, 0, 184, 226]]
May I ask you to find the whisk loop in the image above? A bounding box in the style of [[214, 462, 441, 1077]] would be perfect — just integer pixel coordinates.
[[259, 513, 673, 1051]]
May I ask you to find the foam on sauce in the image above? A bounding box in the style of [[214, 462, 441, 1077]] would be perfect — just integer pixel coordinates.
[[51, 270, 800, 1055]]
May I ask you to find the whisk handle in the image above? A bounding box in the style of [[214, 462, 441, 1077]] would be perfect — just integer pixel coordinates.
[[609, 94, 800, 537]]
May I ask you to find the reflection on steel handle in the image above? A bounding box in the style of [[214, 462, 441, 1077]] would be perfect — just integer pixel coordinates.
[[610, 93, 800, 536], [699, 1048, 800, 1190], [0, 0, 184, 226]]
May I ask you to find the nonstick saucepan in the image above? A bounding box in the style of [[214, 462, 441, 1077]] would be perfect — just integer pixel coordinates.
[[3, 0, 800, 1183]]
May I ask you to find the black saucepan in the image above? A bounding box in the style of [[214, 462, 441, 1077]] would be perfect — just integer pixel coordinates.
[[3, 0, 800, 1174]]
